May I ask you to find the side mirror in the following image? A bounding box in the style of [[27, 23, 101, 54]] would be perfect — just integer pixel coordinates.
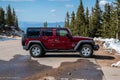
[[66, 34, 72, 38]]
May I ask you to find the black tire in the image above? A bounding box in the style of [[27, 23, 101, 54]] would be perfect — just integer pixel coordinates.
[[30, 44, 44, 58], [79, 44, 93, 58]]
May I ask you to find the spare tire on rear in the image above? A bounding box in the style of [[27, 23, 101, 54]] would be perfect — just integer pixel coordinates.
[[22, 34, 27, 46]]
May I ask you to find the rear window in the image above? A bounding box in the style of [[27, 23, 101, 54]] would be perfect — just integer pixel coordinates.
[[42, 29, 53, 36], [27, 28, 40, 38]]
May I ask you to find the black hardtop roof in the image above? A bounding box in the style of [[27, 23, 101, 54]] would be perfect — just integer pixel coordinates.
[[27, 27, 67, 30]]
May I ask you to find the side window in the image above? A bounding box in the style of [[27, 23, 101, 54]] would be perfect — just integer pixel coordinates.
[[42, 29, 53, 36], [27, 29, 40, 38], [57, 29, 68, 36]]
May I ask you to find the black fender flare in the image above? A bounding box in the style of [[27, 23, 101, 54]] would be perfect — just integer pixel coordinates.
[[27, 40, 46, 50], [74, 40, 94, 50]]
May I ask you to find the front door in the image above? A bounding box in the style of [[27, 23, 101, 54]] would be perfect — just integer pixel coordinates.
[[55, 29, 74, 50]]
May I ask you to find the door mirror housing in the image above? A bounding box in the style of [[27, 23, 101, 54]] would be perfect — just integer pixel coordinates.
[[66, 34, 72, 38]]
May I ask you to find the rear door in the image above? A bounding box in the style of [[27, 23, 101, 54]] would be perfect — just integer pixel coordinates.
[[41, 29, 55, 49]]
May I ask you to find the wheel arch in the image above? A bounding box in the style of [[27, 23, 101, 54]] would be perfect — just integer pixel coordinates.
[[74, 40, 94, 51], [27, 40, 46, 50]]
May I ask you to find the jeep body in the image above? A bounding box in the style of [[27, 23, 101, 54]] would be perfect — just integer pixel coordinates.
[[22, 27, 99, 57]]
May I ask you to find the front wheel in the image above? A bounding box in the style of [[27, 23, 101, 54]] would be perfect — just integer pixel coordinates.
[[79, 44, 93, 58], [30, 44, 44, 58]]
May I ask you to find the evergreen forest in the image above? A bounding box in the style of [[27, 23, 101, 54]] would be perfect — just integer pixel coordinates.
[[64, 0, 120, 39]]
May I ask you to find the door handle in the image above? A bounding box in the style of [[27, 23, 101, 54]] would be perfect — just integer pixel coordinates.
[[43, 38, 48, 40], [55, 37, 59, 42], [55, 39, 58, 42]]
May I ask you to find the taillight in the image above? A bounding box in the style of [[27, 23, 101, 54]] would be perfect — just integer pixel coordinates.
[[25, 38, 29, 46]]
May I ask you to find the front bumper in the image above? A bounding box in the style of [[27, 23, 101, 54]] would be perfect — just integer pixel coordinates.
[[93, 44, 99, 51]]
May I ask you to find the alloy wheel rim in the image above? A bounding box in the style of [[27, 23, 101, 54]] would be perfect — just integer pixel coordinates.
[[32, 47, 40, 56], [81, 47, 91, 56]]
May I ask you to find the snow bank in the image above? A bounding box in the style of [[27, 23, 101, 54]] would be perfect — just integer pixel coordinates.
[[94, 37, 120, 54], [14, 30, 24, 37], [111, 61, 120, 67], [0, 36, 17, 41], [94, 38, 120, 67]]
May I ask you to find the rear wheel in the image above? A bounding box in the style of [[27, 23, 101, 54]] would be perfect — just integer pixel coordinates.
[[79, 44, 93, 58], [30, 44, 44, 57]]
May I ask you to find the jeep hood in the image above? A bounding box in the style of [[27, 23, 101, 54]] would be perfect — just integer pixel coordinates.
[[73, 36, 93, 42]]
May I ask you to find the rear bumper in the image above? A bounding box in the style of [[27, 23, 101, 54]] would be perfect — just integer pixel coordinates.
[[23, 46, 29, 50], [93, 44, 99, 51]]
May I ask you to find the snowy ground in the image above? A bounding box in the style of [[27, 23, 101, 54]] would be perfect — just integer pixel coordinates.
[[94, 37, 120, 67], [0, 35, 21, 41], [94, 38, 120, 54]]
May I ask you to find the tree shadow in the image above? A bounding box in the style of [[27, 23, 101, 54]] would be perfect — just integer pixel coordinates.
[[93, 55, 115, 60], [43, 53, 115, 60], [43, 53, 80, 58]]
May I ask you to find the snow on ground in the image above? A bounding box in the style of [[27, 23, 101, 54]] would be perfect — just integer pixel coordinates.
[[0, 35, 21, 41], [111, 61, 120, 67], [94, 37, 120, 67], [94, 37, 120, 54]]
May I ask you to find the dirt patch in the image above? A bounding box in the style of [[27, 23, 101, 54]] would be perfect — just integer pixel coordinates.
[[25, 59, 104, 80], [95, 41, 120, 67]]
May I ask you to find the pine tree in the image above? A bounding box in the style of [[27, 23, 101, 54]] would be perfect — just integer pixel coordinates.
[[89, 7, 94, 37], [12, 8, 16, 26], [15, 17, 20, 30], [64, 11, 70, 28], [114, 0, 120, 39], [43, 21, 48, 28], [101, 4, 111, 38], [91, 0, 101, 37], [76, 0, 85, 36], [85, 7, 89, 36], [109, 5, 116, 38], [12, 8, 19, 30], [70, 11, 75, 35], [6, 5, 13, 27], [0, 7, 5, 30]]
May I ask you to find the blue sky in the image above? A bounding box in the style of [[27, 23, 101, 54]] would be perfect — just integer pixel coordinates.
[[0, 0, 115, 22]]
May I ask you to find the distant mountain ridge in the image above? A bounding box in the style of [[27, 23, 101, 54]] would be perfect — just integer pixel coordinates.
[[19, 21, 64, 31]]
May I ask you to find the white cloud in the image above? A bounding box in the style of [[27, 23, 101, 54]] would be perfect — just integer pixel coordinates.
[[50, 9, 56, 13], [1, 0, 35, 2], [65, 4, 74, 8], [48, 0, 70, 2], [99, 0, 111, 6]]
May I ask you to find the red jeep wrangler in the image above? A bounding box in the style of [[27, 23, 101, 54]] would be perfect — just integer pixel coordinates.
[[22, 28, 99, 58]]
